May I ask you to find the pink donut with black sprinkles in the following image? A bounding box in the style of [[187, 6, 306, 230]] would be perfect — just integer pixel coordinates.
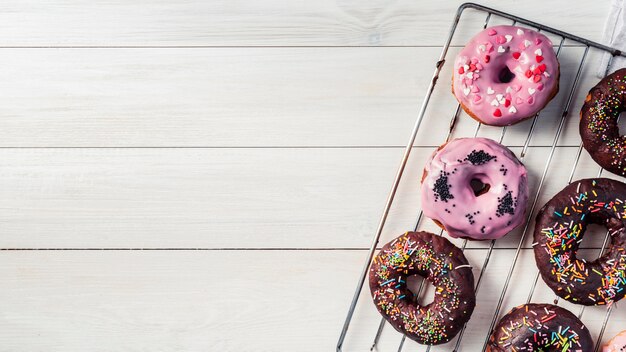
[[453, 25, 560, 126], [420, 137, 529, 240]]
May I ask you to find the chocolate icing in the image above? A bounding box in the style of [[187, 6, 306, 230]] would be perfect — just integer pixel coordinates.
[[369, 231, 475, 345], [534, 178, 626, 306], [580, 68, 626, 176], [486, 303, 593, 351]]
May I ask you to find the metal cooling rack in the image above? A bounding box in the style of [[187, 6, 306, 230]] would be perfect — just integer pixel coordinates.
[[337, 3, 626, 352]]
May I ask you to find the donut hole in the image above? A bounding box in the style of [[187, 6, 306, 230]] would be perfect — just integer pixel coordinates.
[[498, 65, 515, 83], [576, 223, 612, 262], [470, 178, 490, 197], [406, 275, 436, 307], [618, 111, 626, 134]]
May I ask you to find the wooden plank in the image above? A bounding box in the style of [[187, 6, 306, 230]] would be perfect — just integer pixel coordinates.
[[0, 146, 620, 249], [0, 0, 608, 47], [1, 249, 624, 351], [0, 46, 602, 148]]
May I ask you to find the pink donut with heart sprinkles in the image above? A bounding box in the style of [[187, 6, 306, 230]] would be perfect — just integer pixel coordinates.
[[452, 25, 560, 126]]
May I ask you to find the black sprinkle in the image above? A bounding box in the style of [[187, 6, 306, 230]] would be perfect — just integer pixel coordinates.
[[496, 191, 516, 217], [480, 226, 486, 234], [464, 150, 496, 165], [433, 171, 454, 202], [465, 213, 475, 225]]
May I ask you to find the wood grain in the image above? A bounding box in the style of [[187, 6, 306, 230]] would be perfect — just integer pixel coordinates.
[[1, 249, 624, 351], [0, 0, 620, 350], [0, 46, 605, 148], [0, 146, 621, 249], [0, 0, 609, 47]]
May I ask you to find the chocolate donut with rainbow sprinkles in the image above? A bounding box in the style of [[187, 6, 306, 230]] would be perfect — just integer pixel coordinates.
[[486, 303, 593, 351], [369, 231, 475, 345], [534, 178, 626, 305], [581, 68, 626, 176]]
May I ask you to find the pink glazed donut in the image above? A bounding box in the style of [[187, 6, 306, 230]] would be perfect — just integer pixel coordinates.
[[420, 138, 528, 240], [452, 25, 560, 126], [604, 330, 626, 352]]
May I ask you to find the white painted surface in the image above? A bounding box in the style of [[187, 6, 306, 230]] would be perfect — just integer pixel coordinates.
[[0, 1, 624, 351]]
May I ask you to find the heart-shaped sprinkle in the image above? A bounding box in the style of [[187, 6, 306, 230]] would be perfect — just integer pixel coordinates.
[[528, 87, 536, 95], [505, 86, 512, 93], [533, 67, 541, 75], [496, 35, 506, 44], [458, 67, 465, 74], [505, 35, 513, 43], [463, 87, 471, 96], [537, 83, 544, 91], [493, 108, 502, 117], [527, 96, 534, 104], [515, 97, 524, 105], [491, 99, 499, 106], [497, 46, 506, 53], [512, 52, 521, 59], [484, 55, 490, 63], [479, 44, 486, 52], [469, 63, 476, 71], [534, 49, 542, 56], [487, 87, 495, 94], [512, 84, 521, 92], [471, 86, 480, 93], [473, 95, 482, 103], [525, 70, 533, 78], [476, 63, 483, 70], [467, 72, 474, 79], [538, 63, 547, 72], [536, 55, 544, 63], [504, 99, 511, 107], [535, 38, 542, 45], [544, 72, 550, 77], [486, 43, 494, 52], [505, 93, 512, 101], [517, 29, 524, 35], [509, 106, 517, 113], [524, 40, 532, 48], [533, 75, 541, 83]]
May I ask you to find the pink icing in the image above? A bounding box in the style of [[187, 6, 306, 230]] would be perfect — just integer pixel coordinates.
[[420, 138, 528, 240], [453, 25, 559, 126], [604, 330, 626, 352]]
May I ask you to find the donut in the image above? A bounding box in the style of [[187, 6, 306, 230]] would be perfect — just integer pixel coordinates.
[[580, 68, 626, 176], [452, 25, 560, 126], [420, 137, 529, 240], [369, 231, 475, 345], [603, 330, 626, 352], [534, 178, 626, 305], [486, 303, 593, 351]]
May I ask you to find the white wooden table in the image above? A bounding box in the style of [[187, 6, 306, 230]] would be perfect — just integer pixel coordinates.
[[1, 1, 624, 351]]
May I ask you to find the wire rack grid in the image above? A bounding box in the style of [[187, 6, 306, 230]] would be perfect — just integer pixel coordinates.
[[337, 3, 626, 352]]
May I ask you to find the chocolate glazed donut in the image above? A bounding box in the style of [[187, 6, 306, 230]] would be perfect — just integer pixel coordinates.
[[369, 231, 475, 345], [486, 304, 593, 351], [580, 68, 626, 176], [534, 178, 626, 305]]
